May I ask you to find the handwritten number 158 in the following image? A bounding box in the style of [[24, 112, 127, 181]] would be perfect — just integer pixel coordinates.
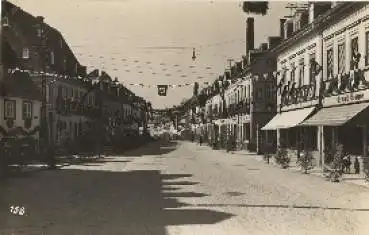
[[10, 206, 25, 215]]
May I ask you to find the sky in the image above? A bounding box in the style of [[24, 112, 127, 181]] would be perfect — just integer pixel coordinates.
[[9, 0, 290, 109]]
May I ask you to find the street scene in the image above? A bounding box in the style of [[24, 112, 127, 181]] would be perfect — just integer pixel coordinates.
[[2, 0, 369, 234], [1, 140, 369, 234]]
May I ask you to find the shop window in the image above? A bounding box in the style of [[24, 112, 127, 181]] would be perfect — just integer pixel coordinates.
[[338, 43, 345, 74], [4, 100, 16, 119], [326, 48, 334, 79], [305, 126, 317, 151], [22, 101, 33, 119]]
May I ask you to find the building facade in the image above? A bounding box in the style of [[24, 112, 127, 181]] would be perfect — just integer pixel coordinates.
[[263, 2, 369, 173]]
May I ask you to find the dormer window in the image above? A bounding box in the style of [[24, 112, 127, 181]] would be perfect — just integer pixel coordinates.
[[22, 47, 29, 59], [63, 58, 67, 71], [2, 16, 9, 28], [50, 51, 55, 65], [36, 27, 42, 37]]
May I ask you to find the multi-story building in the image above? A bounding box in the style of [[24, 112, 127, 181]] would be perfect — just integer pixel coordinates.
[[0, 69, 43, 145], [202, 17, 279, 152], [263, 2, 369, 173], [2, 1, 93, 148], [2, 1, 149, 153], [1, 31, 44, 166]]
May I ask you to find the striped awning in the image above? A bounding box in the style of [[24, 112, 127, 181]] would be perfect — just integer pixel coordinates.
[[261, 107, 315, 130], [300, 102, 369, 126]]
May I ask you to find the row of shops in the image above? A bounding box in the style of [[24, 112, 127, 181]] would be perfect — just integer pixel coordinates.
[[185, 2, 369, 176]]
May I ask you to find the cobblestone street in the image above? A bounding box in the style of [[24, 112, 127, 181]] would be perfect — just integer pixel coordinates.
[[1, 140, 369, 235]]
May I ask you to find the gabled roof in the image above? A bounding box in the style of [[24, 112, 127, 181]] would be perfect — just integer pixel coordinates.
[[2, 0, 85, 77], [2, 70, 43, 101]]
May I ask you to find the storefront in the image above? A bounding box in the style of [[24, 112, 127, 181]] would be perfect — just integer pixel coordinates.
[[261, 105, 319, 160], [301, 89, 369, 173]]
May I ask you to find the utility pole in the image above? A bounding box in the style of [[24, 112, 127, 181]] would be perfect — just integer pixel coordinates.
[[38, 19, 56, 169]]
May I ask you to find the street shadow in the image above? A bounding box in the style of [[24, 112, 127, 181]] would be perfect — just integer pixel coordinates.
[[122, 140, 178, 157], [190, 203, 369, 212], [55, 157, 132, 167], [0, 170, 233, 235]]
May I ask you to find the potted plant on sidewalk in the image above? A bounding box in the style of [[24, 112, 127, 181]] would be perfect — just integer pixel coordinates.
[[275, 142, 290, 169], [298, 150, 314, 174], [329, 143, 344, 182]]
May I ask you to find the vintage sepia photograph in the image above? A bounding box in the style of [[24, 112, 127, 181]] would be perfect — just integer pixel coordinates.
[[1, 0, 369, 234]]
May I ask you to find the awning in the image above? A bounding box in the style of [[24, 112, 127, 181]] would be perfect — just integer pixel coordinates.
[[300, 102, 369, 126], [261, 107, 315, 130]]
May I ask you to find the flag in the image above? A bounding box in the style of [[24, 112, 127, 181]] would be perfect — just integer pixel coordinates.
[[157, 85, 168, 96], [242, 1, 269, 15]]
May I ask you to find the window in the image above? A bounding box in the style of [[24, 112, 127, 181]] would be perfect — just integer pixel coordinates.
[[36, 27, 42, 37], [351, 37, 359, 57], [338, 43, 345, 74], [3, 16, 9, 27], [63, 58, 67, 71], [290, 62, 296, 82], [22, 47, 29, 59], [327, 48, 334, 79], [50, 51, 55, 65], [4, 100, 16, 119], [22, 101, 32, 119], [365, 31, 369, 65], [299, 58, 304, 87], [62, 87, 66, 98], [266, 85, 271, 98], [309, 53, 316, 83], [257, 88, 263, 100]]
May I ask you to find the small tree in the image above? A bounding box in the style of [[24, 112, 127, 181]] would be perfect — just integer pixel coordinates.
[[330, 144, 344, 182], [298, 150, 314, 174], [275, 142, 290, 168]]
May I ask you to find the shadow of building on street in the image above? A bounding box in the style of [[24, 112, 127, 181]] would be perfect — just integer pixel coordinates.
[[0, 170, 233, 235], [121, 140, 179, 157]]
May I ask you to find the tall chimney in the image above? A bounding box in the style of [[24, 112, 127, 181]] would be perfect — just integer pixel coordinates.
[[280, 19, 286, 39], [36, 16, 44, 22], [246, 17, 255, 58]]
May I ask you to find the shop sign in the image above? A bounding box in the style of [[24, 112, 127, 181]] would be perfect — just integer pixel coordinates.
[[323, 90, 369, 107], [337, 93, 364, 104]]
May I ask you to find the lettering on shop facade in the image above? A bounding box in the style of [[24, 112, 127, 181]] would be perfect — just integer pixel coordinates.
[[337, 93, 364, 103]]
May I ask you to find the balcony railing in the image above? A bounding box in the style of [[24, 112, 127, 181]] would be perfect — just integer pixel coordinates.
[[320, 69, 369, 97], [55, 97, 101, 118], [280, 83, 317, 107]]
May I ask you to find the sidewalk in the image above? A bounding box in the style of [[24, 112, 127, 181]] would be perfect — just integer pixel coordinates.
[[193, 141, 369, 190]]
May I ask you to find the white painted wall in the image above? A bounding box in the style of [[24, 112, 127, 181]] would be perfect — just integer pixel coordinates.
[[0, 96, 42, 137]]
